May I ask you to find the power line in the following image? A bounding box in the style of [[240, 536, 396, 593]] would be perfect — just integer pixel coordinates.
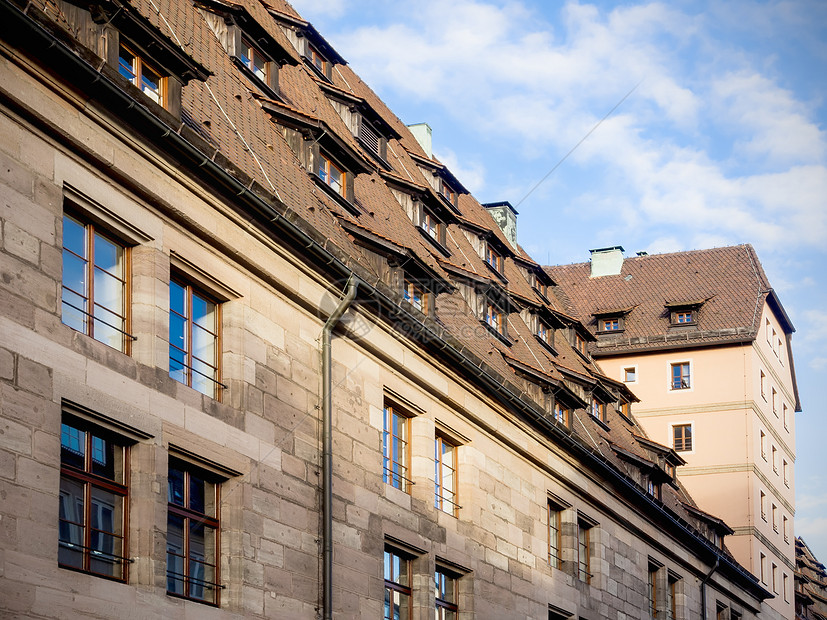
[[514, 80, 643, 208]]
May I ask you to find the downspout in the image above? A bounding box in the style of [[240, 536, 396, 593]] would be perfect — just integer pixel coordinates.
[[700, 556, 720, 620], [322, 277, 358, 620]]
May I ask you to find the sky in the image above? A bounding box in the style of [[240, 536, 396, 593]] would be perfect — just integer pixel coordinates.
[[287, 0, 827, 561]]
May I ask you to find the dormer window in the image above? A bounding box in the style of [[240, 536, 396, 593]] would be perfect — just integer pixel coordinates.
[[119, 43, 165, 106], [537, 320, 552, 344], [675, 310, 693, 324], [308, 43, 328, 75], [318, 151, 346, 196], [403, 278, 429, 314], [486, 303, 503, 334], [572, 330, 588, 357], [486, 245, 503, 273], [666, 301, 702, 326], [554, 402, 570, 427], [591, 397, 606, 422], [241, 37, 270, 83], [599, 317, 621, 332], [440, 181, 457, 206]]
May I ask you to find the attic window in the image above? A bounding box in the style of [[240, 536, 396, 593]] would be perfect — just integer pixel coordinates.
[[440, 180, 457, 207], [486, 302, 504, 335], [537, 320, 552, 344], [421, 209, 446, 245], [318, 151, 346, 196], [486, 244, 503, 273], [119, 43, 166, 107], [598, 317, 622, 332], [666, 301, 702, 326], [306, 42, 331, 79], [403, 278, 429, 314]]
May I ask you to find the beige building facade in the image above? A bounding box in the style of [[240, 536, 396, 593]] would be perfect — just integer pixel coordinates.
[[0, 0, 783, 618], [548, 246, 800, 619]]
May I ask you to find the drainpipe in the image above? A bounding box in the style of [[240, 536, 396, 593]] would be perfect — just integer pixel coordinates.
[[322, 278, 358, 620], [700, 556, 720, 620]]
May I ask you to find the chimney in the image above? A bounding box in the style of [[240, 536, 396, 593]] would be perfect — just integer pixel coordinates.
[[483, 201, 518, 249], [407, 123, 432, 158], [590, 246, 625, 277]]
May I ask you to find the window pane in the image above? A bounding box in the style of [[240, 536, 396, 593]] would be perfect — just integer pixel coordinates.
[[188, 471, 206, 514], [61, 423, 86, 469], [166, 514, 186, 595], [90, 434, 117, 480], [58, 476, 85, 568], [170, 281, 186, 316], [168, 466, 185, 505], [191, 294, 214, 331], [118, 46, 137, 83], [141, 64, 162, 104]]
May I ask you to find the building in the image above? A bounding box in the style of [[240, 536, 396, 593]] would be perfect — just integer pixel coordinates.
[[547, 245, 800, 618], [0, 0, 782, 618], [796, 537, 827, 619]]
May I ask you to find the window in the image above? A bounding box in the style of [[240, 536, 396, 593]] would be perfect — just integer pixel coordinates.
[[591, 397, 605, 422], [403, 278, 428, 314], [623, 367, 637, 383], [440, 180, 457, 206], [766, 319, 771, 343], [783, 459, 788, 486], [716, 602, 728, 620], [169, 279, 221, 398], [62, 214, 130, 352], [783, 573, 789, 602], [307, 43, 328, 76], [548, 502, 562, 569], [772, 446, 778, 473], [119, 42, 165, 106], [671, 362, 690, 390], [620, 401, 631, 417], [760, 370, 766, 399], [383, 404, 410, 492], [577, 520, 591, 583], [783, 404, 789, 431], [673, 424, 693, 452], [599, 317, 621, 332], [537, 320, 552, 344], [675, 310, 693, 324], [421, 209, 443, 243], [667, 574, 680, 620], [435, 436, 457, 515], [435, 568, 458, 620], [760, 431, 766, 460], [646, 477, 661, 500], [553, 402, 569, 427], [760, 552, 766, 583], [486, 303, 504, 335], [760, 490, 766, 520], [240, 37, 270, 83], [166, 461, 221, 604], [772, 388, 778, 416], [384, 548, 411, 620], [648, 563, 659, 617], [486, 244, 503, 273], [573, 331, 587, 356], [777, 337, 783, 364], [783, 515, 789, 542], [59, 417, 128, 580], [318, 151, 346, 196], [772, 504, 778, 532], [772, 563, 777, 593]]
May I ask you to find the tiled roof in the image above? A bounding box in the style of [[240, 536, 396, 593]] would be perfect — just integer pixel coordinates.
[[546, 245, 780, 355]]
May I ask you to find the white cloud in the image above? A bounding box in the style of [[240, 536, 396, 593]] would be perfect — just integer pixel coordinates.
[[434, 147, 486, 194]]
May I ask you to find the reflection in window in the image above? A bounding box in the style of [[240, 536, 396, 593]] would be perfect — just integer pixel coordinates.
[[166, 461, 220, 605], [169, 280, 220, 398], [384, 548, 411, 620], [62, 214, 129, 351], [383, 405, 410, 492], [58, 418, 127, 580], [435, 568, 458, 619], [118, 43, 164, 106], [435, 436, 457, 515]]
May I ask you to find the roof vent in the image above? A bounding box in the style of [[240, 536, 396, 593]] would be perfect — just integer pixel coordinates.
[[637, 251, 648, 257], [590, 246, 625, 277], [483, 201, 518, 248], [407, 122, 432, 158]]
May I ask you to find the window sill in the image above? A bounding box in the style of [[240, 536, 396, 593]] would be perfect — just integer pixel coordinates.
[[480, 320, 512, 346], [590, 415, 610, 432], [483, 260, 508, 284], [233, 57, 280, 100], [534, 334, 558, 356], [596, 329, 624, 335], [303, 57, 332, 83], [311, 173, 360, 216]]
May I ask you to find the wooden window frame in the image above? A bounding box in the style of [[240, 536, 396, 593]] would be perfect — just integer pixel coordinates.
[[591, 396, 606, 422], [435, 435, 458, 516], [318, 151, 347, 197], [672, 423, 693, 452], [553, 402, 570, 427], [548, 502, 563, 569], [435, 567, 459, 619], [240, 36, 270, 84], [670, 362, 691, 390], [118, 42, 167, 107], [577, 519, 592, 584], [307, 43, 329, 77], [403, 278, 429, 315], [486, 302, 504, 335], [383, 404, 412, 493], [169, 278, 223, 400], [62, 213, 133, 353], [58, 416, 129, 581], [421, 209, 444, 244], [486, 244, 503, 273], [166, 460, 222, 605], [598, 316, 623, 332], [648, 563, 659, 618], [384, 547, 412, 620]]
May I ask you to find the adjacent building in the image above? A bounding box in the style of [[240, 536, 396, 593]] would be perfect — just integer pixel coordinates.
[[0, 0, 785, 618], [547, 245, 801, 619], [796, 537, 827, 619]]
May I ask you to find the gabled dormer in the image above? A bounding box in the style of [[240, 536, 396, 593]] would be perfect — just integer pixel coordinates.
[[593, 306, 634, 334], [55, 0, 210, 119], [196, 0, 297, 100], [269, 9, 347, 83], [665, 299, 706, 327]]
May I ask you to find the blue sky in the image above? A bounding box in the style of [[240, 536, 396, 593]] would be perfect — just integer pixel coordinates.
[[288, 0, 827, 560]]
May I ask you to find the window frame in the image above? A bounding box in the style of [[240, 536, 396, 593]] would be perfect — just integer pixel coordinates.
[[58, 415, 130, 582], [623, 366, 637, 383], [166, 459, 222, 605], [670, 361, 691, 391], [577, 519, 592, 584], [672, 423, 693, 452], [548, 501, 563, 570], [597, 316, 623, 333], [553, 401, 570, 427], [240, 36, 272, 85], [383, 404, 412, 493], [317, 150, 347, 197], [485, 301, 505, 336], [403, 277, 430, 315], [590, 396, 606, 423], [62, 212, 133, 353], [169, 278, 223, 399], [486, 244, 504, 274], [435, 566, 459, 619], [435, 435, 458, 516], [118, 41, 167, 107], [384, 547, 412, 620]]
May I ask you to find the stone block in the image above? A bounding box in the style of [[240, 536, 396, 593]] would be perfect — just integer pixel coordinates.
[[15, 356, 52, 399], [0, 417, 32, 456], [3, 221, 39, 265]]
